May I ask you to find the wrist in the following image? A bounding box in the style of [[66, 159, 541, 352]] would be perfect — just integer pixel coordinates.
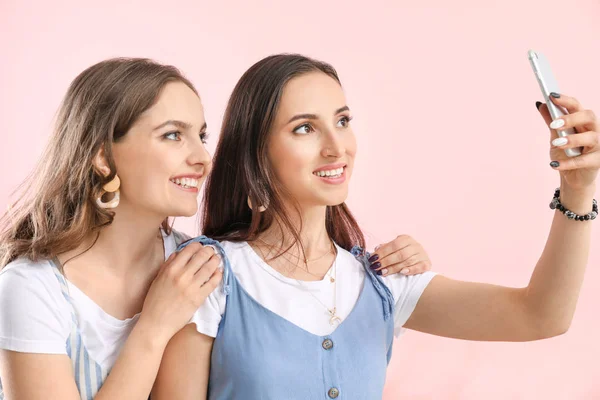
[[133, 315, 170, 353], [557, 184, 597, 215]]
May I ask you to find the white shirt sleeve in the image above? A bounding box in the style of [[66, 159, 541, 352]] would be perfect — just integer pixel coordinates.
[[0, 260, 71, 354], [184, 239, 227, 338], [382, 271, 437, 337], [189, 283, 226, 338]]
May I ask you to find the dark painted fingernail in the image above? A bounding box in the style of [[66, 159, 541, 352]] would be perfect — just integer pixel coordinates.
[[535, 101, 543, 110], [368, 254, 379, 263], [550, 92, 561, 98], [370, 262, 381, 270], [376, 270, 383, 275], [550, 161, 560, 168]]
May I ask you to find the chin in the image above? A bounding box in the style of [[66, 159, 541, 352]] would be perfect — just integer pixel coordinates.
[[323, 194, 349, 207], [179, 207, 199, 217], [166, 204, 199, 218]]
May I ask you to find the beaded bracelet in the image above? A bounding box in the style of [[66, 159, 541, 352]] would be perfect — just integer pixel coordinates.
[[550, 188, 598, 221]]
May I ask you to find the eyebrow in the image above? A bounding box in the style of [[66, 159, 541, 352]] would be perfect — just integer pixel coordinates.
[[153, 120, 207, 131], [286, 106, 350, 124]]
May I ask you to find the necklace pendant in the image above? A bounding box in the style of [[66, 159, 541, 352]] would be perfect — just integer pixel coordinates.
[[329, 314, 342, 326], [328, 308, 341, 326]]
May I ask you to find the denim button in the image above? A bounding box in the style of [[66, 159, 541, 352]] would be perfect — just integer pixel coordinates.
[[322, 339, 333, 350], [328, 387, 339, 398]]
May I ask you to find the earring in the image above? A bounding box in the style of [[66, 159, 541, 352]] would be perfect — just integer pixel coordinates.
[[96, 175, 121, 209], [247, 195, 266, 213]]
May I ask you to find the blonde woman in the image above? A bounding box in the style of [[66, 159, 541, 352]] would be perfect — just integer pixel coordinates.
[[0, 58, 222, 399]]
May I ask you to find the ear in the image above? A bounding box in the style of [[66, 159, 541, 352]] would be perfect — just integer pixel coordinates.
[[93, 146, 111, 177]]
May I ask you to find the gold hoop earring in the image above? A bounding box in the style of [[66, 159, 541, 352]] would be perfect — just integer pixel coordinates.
[[96, 175, 121, 209], [247, 196, 266, 213]]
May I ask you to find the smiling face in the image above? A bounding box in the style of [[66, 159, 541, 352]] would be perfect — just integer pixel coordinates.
[[110, 81, 212, 218], [267, 71, 356, 209]]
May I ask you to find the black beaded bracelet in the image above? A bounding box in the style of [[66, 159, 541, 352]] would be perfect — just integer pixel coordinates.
[[550, 188, 598, 221]]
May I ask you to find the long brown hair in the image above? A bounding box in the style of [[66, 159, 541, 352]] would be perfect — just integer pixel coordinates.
[[202, 54, 365, 252], [0, 58, 197, 267]]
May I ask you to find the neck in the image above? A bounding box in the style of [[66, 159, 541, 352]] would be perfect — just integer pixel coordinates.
[[259, 204, 332, 260], [67, 201, 166, 273]]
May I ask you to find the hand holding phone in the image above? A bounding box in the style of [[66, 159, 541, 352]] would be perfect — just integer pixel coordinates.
[[528, 50, 582, 157]]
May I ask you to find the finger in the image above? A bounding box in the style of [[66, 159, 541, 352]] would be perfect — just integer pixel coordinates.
[[194, 269, 223, 305], [370, 245, 418, 272], [548, 92, 585, 114], [181, 246, 217, 281], [156, 252, 178, 278], [163, 251, 178, 267], [191, 255, 221, 286], [549, 152, 600, 171], [379, 259, 431, 277], [369, 235, 413, 262], [551, 131, 600, 151], [396, 261, 432, 276], [548, 110, 598, 133], [377, 254, 421, 276], [162, 242, 203, 274], [402, 260, 432, 275], [374, 248, 419, 270]]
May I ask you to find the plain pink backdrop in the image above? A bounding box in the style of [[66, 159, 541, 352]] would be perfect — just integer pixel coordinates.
[[1, 1, 599, 398]]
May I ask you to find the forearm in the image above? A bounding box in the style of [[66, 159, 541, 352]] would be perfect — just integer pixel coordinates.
[[94, 319, 167, 400], [524, 184, 595, 336]]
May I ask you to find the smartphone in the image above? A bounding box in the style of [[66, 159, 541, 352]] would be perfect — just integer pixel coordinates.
[[528, 49, 581, 157]]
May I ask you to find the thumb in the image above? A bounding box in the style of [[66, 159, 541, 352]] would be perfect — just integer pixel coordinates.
[[156, 252, 177, 276]]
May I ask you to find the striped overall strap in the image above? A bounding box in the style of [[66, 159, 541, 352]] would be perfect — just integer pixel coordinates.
[[50, 259, 108, 400]]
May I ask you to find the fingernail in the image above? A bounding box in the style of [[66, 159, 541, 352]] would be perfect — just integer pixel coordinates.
[[401, 268, 409, 275], [376, 270, 382, 275], [368, 254, 379, 263], [381, 268, 388, 276], [370, 262, 381, 270], [550, 161, 560, 168], [550, 119, 565, 129], [535, 101, 543, 110], [550, 92, 561, 98], [374, 245, 380, 251], [552, 137, 568, 147]]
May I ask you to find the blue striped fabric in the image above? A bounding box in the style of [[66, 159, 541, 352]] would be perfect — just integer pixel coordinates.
[[0, 231, 188, 399], [0, 261, 107, 400], [50, 261, 108, 400]]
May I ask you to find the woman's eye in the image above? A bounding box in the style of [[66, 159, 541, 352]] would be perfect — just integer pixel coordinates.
[[293, 124, 313, 135], [163, 131, 181, 141], [337, 116, 352, 128]]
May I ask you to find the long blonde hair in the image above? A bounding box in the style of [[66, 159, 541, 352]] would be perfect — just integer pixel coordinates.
[[0, 58, 198, 267]]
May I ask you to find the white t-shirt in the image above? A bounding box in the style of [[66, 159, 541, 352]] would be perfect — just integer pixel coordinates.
[[191, 241, 437, 338], [0, 230, 178, 371]]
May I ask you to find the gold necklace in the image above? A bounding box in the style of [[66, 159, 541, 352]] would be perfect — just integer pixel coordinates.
[[291, 247, 341, 326], [305, 248, 333, 263], [253, 240, 342, 326], [256, 238, 336, 282]]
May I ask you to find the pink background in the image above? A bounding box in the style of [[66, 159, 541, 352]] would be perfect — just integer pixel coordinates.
[[1, 1, 599, 398]]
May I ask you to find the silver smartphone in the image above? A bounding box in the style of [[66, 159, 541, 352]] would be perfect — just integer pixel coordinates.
[[528, 49, 581, 157]]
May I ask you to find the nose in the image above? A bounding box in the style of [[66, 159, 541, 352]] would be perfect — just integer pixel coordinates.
[[187, 136, 212, 172], [320, 128, 345, 159]]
